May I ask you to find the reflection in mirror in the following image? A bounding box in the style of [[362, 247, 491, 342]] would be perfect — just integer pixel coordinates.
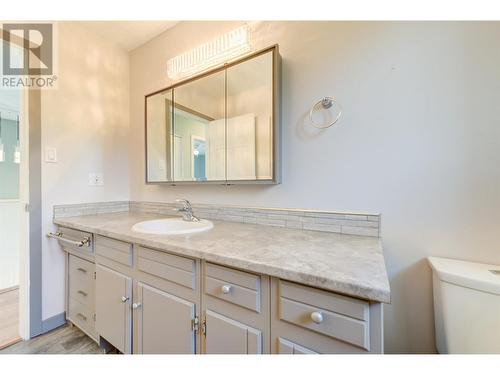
[[226, 50, 273, 180], [173, 71, 225, 181], [146, 89, 173, 182], [192, 138, 206, 181]]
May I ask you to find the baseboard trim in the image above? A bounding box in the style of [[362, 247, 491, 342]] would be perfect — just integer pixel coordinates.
[[41, 312, 66, 334], [0, 285, 19, 294]]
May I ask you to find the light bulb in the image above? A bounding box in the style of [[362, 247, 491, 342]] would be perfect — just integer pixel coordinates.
[[14, 142, 20, 164], [193, 149, 200, 156]]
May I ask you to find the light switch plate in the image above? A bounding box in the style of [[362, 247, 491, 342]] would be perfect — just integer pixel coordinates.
[[45, 147, 57, 163]]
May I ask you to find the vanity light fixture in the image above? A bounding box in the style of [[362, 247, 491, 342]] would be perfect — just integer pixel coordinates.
[[167, 25, 251, 80]]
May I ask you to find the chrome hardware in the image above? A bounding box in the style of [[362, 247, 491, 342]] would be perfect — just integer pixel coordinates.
[[221, 285, 232, 294], [76, 313, 87, 321], [310, 311, 324, 324], [132, 302, 142, 310], [121, 296, 129, 303], [76, 267, 87, 273], [309, 96, 342, 129], [77, 290, 88, 297], [47, 231, 91, 248], [192, 316, 199, 333], [202, 319, 207, 337], [173, 199, 200, 222]]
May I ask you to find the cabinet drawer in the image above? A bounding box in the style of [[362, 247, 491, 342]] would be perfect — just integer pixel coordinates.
[[68, 297, 96, 339], [280, 280, 369, 321], [279, 297, 370, 350], [279, 280, 370, 350], [68, 255, 95, 308], [58, 227, 93, 255], [137, 246, 196, 290], [204, 263, 261, 313], [69, 255, 94, 286], [95, 235, 132, 266]]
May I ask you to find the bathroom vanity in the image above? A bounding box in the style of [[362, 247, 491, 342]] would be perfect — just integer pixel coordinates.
[[52, 208, 390, 354]]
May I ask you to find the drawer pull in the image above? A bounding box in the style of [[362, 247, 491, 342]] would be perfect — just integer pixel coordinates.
[[132, 302, 142, 310], [76, 267, 87, 273], [221, 285, 232, 294], [76, 313, 87, 321], [77, 290, 88, 297], [121, 296, 130, 303], [310, 311, 324, 324]]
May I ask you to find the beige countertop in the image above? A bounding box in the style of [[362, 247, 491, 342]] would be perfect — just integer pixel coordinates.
[[54, 212, 390, 303]]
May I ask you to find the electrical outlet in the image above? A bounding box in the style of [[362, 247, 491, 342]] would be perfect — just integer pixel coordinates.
[[88, 172, 104, 186]]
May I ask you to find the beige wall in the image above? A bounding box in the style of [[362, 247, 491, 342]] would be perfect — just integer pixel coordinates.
[[41, 22, 130, 320], [130, 21, 500, 353]]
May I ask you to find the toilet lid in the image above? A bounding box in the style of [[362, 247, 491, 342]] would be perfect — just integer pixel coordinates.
[[428, 256, 500, 296]]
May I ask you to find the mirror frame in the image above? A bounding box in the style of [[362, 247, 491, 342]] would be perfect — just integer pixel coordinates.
[[144, 44, 281, 185]]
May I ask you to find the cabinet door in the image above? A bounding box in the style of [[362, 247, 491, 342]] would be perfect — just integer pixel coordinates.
[[136, 282, 196, 354], [203, 310, 262, 354], [278, 338, 318, 354], [95, 264, 132, 353]]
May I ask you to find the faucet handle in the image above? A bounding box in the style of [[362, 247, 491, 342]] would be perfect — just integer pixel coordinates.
[[175, 199, 192, 209]]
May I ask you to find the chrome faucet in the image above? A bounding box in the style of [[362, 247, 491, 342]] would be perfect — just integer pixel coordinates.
[[174, 199, 200, 222]]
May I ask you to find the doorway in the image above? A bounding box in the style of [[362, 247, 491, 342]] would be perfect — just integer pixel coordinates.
[[0, 86, 22, 348], [0, 36, 34, 349]]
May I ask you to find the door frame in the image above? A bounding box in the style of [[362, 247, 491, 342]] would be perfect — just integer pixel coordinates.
[[17, 87, 30, 340], [2, 28, 45, 341], [26, 88, 42, 338], [18, 86, 43, 340]]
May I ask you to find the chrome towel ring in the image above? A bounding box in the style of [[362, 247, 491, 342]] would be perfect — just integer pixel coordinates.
[[309, 96, 342, 129]]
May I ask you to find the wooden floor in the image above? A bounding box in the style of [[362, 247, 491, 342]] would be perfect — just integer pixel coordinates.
[[0, 324, 102, 354], [0, 288, 21, 349]]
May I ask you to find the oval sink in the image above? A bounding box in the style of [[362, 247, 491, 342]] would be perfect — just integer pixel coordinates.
[[132, 218, 213, 235]]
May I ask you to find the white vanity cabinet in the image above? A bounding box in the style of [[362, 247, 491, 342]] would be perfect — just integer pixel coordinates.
[[270, 279, 383, 354], [133, 246, 200, 354], [95, 264, 132, 354], [59, 227, 97, 341], [67, 254, 97, 340], [135, 282, 197, 354], [201, 262, 270, 354], [93, 235, 134, 353], [59, 228, 384, 354]]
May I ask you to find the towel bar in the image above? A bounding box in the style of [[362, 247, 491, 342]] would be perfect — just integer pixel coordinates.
[[47, 231, 91, 248]]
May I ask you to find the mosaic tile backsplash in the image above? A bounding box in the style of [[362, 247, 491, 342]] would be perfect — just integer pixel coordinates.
[[54, 201, 380, 237]]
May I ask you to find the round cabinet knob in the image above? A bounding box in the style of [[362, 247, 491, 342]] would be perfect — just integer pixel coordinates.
[[121, 296, 129, 303], [310, 311, 323, 324], [132, 302, 142, 310], [221, 285, 232, 294]]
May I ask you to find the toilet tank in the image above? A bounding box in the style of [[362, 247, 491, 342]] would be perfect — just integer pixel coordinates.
[[428, 257, 500, 354]]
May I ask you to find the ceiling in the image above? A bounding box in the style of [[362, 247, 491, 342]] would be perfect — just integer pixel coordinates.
[[80, 21, 179, 51]]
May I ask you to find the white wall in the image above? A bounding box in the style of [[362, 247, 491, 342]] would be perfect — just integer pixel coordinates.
[[129, 21, 500, 353], [41, 22, 130, 320]]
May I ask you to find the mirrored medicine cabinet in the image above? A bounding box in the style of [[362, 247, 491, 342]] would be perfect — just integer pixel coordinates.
[[145, 45, 281, 185]]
